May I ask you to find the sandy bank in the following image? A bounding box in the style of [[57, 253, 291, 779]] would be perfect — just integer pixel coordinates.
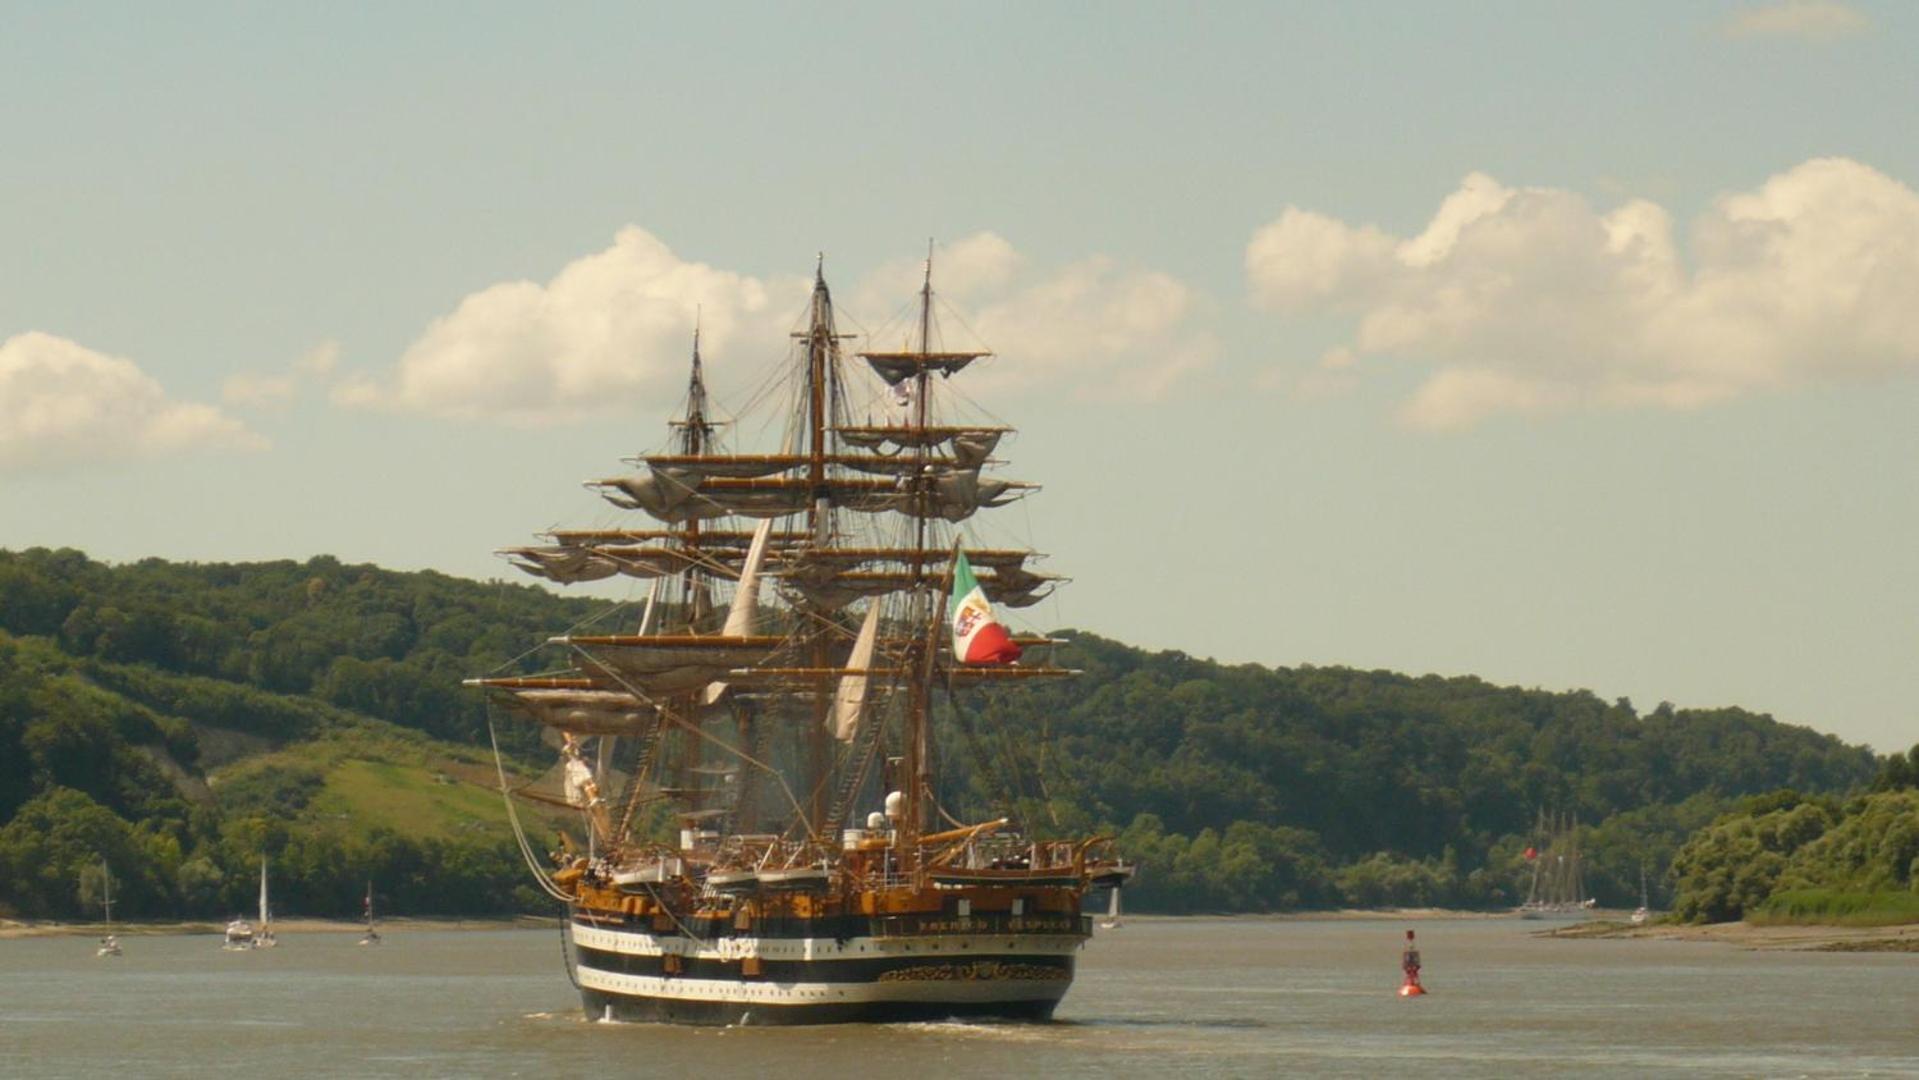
[[1544, 918, 1919, 952], [0, 915, 560, 940]]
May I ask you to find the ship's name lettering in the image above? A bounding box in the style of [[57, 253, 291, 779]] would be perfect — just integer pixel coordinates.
[[876, 961, 1063, 983], [909, 916, 1074, 934]]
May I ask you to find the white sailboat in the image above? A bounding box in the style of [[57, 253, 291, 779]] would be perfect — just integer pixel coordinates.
[[95, 858, 122, 958], [1100, 885, 1123, 930], [1631, 864, 1651, 926], [255, 856, 278, 947]]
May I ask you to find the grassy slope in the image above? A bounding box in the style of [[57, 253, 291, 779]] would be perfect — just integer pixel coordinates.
[[1750, 888, 1919, 927], [208, 724, 561, 844]]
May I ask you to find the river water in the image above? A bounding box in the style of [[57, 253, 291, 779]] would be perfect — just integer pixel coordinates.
[[2, 917, 1913, 1078]]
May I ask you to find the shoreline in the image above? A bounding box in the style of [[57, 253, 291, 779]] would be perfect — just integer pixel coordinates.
[[0, 909, 1503, 939], [1544, 918, 1919, 952], [0, 915, 561, 940]]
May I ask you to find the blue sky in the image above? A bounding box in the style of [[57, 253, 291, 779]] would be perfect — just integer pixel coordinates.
[[3, 2, 1917, 750]]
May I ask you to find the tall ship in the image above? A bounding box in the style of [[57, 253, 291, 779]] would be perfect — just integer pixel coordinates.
[[1517, 810, 1594, 919], [470, 254, 1130, 1025]]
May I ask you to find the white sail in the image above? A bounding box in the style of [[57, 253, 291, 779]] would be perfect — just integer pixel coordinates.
[[259, 856, 269, 927], [829, 602, 883, 742], [722, 519, 772, 637], [703, 519, 773, 705]]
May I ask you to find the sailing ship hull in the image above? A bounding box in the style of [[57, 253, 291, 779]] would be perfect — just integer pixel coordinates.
[[569, 912, 1084, 1026]]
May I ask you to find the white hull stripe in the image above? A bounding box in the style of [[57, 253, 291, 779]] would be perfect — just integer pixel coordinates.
[[575, 964, 1070, 1006], [570, 922, 1082, 963]]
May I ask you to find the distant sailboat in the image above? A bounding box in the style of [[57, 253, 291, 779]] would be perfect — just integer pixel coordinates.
[[1100, 885, 1123, 930], [255, 856, 278, 947], [358, 881, 381, 946], [1516, 810, 1593, 919], [95, 858, 122, 958], [1631, 864, 1651, 926], [225, 856, 274, 950]]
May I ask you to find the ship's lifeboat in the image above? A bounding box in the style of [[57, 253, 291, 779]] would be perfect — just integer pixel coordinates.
[[704, 869, 760, 893]]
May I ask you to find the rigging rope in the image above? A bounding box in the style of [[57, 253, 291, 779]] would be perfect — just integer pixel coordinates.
[[484, 702, 576, 904]]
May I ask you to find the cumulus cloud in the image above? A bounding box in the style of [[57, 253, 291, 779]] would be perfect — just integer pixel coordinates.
[[222, 341, 340, 410], [1246, 158, 1919, 429], [0, 332, 265, 471], [854, 232, 1212, 401], [1721, 1, 1869, 39], [336, 228, 791, 425], [346, 228, 1211, 423]]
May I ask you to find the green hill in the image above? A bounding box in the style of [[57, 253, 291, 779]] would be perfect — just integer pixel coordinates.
[[0, 547, 1881, 919]]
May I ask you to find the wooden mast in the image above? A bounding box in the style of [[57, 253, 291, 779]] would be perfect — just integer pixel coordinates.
[[673, 323, 710, 811], [901, 246, 936, 872], [804, 257, 835, 839]]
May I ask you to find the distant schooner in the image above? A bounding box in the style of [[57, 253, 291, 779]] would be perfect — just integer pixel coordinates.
[[470, 253, 1131, 1025]]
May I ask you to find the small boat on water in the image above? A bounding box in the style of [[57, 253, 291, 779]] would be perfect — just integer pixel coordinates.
[[224, 856, 278, 949], [223, 917, 255, 950], [1630, 864, 1651, 926], [96, 934, 122, 958], [1100, 885, 1123, 930]]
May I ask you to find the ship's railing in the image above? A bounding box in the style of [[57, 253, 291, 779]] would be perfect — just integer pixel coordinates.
[[949, 835, 1088, 872]]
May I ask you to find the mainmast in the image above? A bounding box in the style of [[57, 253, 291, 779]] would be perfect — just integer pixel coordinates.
[[902, 249, 937, 869]]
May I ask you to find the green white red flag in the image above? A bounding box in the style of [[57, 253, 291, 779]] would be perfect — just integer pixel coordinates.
[[949, 551, 1021, 664]]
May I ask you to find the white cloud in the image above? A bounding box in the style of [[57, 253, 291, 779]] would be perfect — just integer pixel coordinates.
[[1721, 1, 1869, 39], [338, 228, 790, 426], [222, 341, 340, 410], [347, 228, 1211, 423], [1246, 158, 1919, 430], [853, 232, 1212, 401], [0, 332, 265, 471]]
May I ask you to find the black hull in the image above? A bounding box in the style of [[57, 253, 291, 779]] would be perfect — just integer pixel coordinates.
[[581, 987, 1059, 1026]]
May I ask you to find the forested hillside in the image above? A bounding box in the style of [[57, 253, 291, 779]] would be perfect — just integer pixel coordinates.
[[0, 548, 591, 920], [0, 548, 1880, 920], [955, 634, 1876, 911], [1666, 749, 1919, 925]]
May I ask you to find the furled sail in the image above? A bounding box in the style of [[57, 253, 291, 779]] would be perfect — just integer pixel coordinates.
[[496, 687, 653, 735], [781, 567, 1060, 611], [859, 350, 990, 384], [591, 468, 1032, 524], [503, 546, 623, 583], [560, 635, 788, 695]]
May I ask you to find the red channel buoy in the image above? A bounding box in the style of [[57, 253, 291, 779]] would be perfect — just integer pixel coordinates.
[[1398, 928, 1427, 997]]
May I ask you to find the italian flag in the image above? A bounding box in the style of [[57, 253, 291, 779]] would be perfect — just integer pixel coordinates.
[[949, 551, 1022, 664]]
